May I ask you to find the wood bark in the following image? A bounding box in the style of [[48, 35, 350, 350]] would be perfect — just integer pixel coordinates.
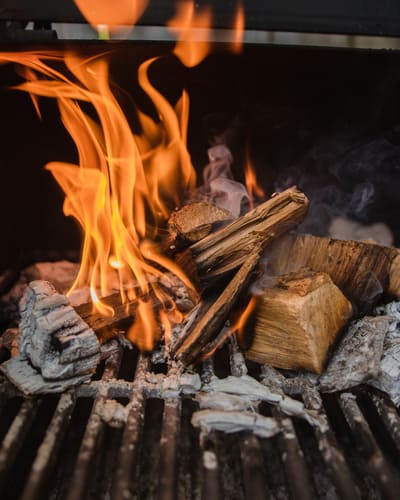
[[179, 187, 308, 283], [266, 233, 400, 311], [245, 269, 353, 374]]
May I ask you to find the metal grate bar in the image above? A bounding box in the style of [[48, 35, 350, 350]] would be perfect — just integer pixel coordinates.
[[0, 398, 40, 490], [112, 354, 149, 500], [65, 347, 123, 500], [19, 392, 76, 500], [370, 393, 400, 452], [273, 409, 315, 500], [158, 398, 181, 500], [239, 433, 272, 499], [339, 392, 400, 500], [302, 389, 360, 500]]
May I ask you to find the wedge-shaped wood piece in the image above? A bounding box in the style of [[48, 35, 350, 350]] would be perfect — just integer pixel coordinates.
[[167, 202, 231, 247], [266, 233, 400, 311], [245, 270, 353, 374]]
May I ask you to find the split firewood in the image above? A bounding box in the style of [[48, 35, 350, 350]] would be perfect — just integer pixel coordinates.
[[166, 201, 231, 248], [1, 280, 101, 393], [245, 269, 353, 374], [266, 233, 400, 310], [177, 186, 308, 283], [173, 250, 261, 365], [319, 316, 390, 392]]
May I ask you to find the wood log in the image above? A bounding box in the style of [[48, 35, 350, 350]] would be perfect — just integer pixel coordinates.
[[173, 250, 261, 365], [266, 233, 400, 311], [245, 269, 353, 374], [166, 202, 231, 247], [179, 187, 308, 283]]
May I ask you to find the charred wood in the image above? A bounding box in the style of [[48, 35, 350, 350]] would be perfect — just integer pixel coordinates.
[[173, 251, 260, 365]]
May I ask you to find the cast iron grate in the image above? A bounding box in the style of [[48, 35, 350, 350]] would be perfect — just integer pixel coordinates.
[[0, 341, 400, 500]]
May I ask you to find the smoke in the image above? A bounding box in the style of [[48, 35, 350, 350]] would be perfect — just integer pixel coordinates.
[[192, 144, 250, 217]]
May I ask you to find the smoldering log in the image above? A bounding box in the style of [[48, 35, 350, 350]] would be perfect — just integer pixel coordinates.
[[173, 251, 260, 365], [178, 186, 309, 283], [266, 233, 400, 310], [245, 270, 353, 374]]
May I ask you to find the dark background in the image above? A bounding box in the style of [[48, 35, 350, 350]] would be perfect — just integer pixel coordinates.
[[1, 41, 400, 272]]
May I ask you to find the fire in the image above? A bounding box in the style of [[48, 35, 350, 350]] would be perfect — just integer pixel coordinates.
[[73, 0, 149, 37], [231, 2, 245, 54], [0, 49, 196, 350], [0, 2, 247, 353], [167, 1, 213, 67], [244, 150, 265, 209]]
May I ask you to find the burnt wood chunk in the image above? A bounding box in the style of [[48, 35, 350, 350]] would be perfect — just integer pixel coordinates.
[[180, 186, 308, 283], [167, 202, 231, 246], [245, 270, 353, 374], [1, 280, 100, 393], [319, 316, 389, 392], [266, 233, 400, 310]]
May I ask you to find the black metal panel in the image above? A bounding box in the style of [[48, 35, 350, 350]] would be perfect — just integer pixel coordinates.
[[1, 0, 400, 36]]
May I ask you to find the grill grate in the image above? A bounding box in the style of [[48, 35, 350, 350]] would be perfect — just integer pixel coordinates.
[[1, 341, 400, 500]]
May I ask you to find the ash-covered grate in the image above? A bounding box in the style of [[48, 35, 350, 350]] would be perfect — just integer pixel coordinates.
[[1, 340, 400, 500]]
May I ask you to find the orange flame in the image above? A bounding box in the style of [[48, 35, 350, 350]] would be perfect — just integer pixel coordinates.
[[244, 151, 265, 209], [231, 296, 257, 342], [231, 2, 245, 54], [0, 49, 196, 351], [167, 1, 213, 67], [73, 0, 149, 37]]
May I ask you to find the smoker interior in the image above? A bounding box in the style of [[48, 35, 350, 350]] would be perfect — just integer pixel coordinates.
[[1, 340, 400, 500], [1, 42, 400, 499], [1, 42, 400, 271]]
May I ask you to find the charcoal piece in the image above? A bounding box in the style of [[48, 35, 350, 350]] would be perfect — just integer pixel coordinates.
[[191, 409, 281, 438], [0, 260, 80, 326], [159, 272, 199, 312], [369, 301, 400, 405], [319, 316, 390, 392], [0, 280, 101, 394], [0, 355, 92, 395]]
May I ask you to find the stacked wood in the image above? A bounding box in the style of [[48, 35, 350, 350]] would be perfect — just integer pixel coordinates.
[[245, 269, 353, 374], [178, 187, 309, 283], [266, 233, 400, 310]]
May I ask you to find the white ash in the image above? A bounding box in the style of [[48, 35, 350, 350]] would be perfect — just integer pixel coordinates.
[[1, 280, 100, 394], [145, 368, 202, 397], [319, 316, 390, 393], [202, 374, 323, 428], [196, 391, 257, 412], [94, 399, 129, 429], [191, 409, 281, 439], [369, 301, 400, 405]]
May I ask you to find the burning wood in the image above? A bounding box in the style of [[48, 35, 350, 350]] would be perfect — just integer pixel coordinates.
[[266, 233, 400, 310], [245, 270, 353, 374], [172, 250, 260, 365], [179, 186, 309, 283]]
